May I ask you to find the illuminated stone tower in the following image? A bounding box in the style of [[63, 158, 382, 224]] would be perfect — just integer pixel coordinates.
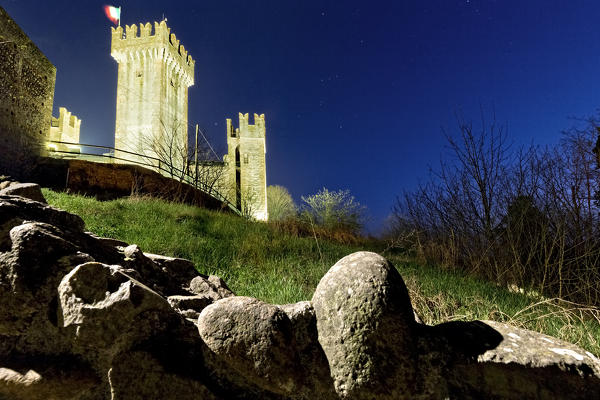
[[226, 113, 268, 221], [110, 21, 194, 166]]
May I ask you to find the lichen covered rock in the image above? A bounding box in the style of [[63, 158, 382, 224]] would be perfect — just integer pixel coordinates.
[[312, 251, 418, 399]]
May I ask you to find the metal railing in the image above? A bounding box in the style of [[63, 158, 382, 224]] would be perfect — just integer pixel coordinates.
[[47, 140, 240, 215]]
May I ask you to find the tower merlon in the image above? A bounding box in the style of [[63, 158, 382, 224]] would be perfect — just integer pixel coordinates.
[[254, 113, 265, 128], [125, 23, 137, 39], [169, 32, 179, 51], [226, 118, 235, 137], [140, 22, 152, 37], [239, 112, 249, 131]]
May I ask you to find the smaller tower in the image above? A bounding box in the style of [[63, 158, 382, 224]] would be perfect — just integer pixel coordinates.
[[226, 113, 268, 220], [48, 107, 81, 143], [47, 107, 81, 153]]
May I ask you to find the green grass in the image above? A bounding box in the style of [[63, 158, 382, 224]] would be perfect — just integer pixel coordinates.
[[43, 189, 600, 355], [43, 189, 357, 303]]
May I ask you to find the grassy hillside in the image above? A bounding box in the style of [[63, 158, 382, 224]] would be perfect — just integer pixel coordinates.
[[43, 189, 600, 355]]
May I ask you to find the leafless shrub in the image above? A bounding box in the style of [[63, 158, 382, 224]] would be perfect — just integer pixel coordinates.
[[126, 119, 228, 205], [391, 110, 600, 307]]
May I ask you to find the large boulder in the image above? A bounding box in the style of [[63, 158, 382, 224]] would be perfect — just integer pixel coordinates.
[[58, 262, 171, 348], [198, 296, 305, 397], [0, 220, 96, 356], [311, 251, 418, 399]]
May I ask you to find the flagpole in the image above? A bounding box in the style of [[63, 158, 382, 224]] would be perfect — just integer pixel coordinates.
[[118, 7, 121, 27]]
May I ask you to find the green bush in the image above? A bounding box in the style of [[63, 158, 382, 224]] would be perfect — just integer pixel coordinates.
[[300, 188, 365, 235], [267, 185, 297, 221]]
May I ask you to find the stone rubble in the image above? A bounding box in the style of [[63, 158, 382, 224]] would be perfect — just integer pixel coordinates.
[[1, 183, 599, 399]]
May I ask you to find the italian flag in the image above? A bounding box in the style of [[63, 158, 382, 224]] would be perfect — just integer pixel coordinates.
[[104, 5, 121, 25]]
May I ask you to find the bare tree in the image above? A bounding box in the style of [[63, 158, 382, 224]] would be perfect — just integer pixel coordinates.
[[392, 109, 600, 306], [132, 118, 227, 198], [187, 128, 227, 197]]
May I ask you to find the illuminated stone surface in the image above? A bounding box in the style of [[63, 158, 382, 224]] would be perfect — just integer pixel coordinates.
[[0, 6, 56, 179], [111, 21, 194, 168]]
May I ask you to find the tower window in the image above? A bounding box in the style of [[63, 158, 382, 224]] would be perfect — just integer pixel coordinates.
[[244, 154, 249, 164]]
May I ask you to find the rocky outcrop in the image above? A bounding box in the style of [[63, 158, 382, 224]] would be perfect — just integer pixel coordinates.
[[0, 194, 227, 399], [447, 320, 600, 399], [1, 188, 600, 399], [0, 181, 46, 203]]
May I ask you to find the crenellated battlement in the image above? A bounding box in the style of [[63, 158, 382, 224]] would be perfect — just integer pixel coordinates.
[[228, 113, 266, 139], [48, 107, 81, 146], [110, 20, 194, 85]]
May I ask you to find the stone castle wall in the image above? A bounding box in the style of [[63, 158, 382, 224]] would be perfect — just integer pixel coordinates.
[[0, 6, 56, 179]]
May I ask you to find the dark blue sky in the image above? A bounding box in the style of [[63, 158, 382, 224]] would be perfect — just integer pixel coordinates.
[[4, 0, 600, 232]]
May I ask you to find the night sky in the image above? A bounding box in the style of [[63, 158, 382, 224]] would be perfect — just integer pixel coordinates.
[[4, 0, 600, 233]]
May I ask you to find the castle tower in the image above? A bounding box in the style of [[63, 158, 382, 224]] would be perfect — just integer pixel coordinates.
[[48, 107, 81, 144], [110, 21, 194, 167], [47, 107, 81, 154], [226, 113, 268, 221]]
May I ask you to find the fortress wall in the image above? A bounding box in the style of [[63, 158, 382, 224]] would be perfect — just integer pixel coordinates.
[[37, 157, 229, 211], [0, 6, 56, 179]]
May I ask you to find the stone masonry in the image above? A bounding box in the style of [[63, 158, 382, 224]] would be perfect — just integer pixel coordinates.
[[0, 6, 56, 179]]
